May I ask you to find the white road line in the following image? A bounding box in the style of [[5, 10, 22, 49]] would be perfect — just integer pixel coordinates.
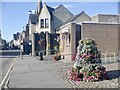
[[0, 57, 17, 89]]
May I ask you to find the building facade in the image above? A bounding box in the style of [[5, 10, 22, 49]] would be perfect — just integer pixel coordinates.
[[22, 1, 120, 60]]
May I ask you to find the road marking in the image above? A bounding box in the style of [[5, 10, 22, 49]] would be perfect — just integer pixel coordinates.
[[0, 57, 17, 89]]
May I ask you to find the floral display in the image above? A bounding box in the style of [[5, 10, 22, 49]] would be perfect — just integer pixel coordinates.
[[38, 39, 46, 45], [68, 38, 109, 82]]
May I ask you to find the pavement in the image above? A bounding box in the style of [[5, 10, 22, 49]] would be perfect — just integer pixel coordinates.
[[7, 55, 120, 88], [8, 56, 70, 88]]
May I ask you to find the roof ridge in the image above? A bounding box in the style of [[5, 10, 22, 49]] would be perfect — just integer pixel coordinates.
[[62, 11, 91, 25], [54, 4, 73, 15]]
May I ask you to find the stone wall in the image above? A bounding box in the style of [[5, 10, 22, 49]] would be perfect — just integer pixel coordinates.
[[59, 23, 81, 61]]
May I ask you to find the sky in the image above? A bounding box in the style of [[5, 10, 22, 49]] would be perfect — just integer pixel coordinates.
[[1, 1, 119, 42]]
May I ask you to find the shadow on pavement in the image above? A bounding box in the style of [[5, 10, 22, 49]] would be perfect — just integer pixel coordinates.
[[107, 70, 120, 79]]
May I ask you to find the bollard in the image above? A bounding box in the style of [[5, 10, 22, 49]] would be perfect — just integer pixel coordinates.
[[101, 53, 106, 68], [20, 49, 23, 59], [39, 51, 43, 60], [110, 52, 115, 63]]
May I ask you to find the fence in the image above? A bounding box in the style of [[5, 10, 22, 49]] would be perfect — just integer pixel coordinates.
[[100, 50, 120, 64]]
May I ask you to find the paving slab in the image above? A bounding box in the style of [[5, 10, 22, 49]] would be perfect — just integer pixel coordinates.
[[8, 56, 70, 88]]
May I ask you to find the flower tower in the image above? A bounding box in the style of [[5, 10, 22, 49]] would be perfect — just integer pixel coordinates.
[[68, 38, 109, 82]]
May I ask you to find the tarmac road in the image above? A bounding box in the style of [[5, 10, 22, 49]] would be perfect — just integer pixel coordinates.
[[0, 57, 15, 83], [0, 50, 19, 83]]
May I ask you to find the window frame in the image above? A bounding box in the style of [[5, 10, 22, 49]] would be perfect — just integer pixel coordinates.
[[40, 19, 44, 28], [45, 18, 49, 28]]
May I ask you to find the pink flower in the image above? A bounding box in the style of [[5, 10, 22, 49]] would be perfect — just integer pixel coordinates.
[[88, 54, 95, 59], [76, 78, 81, 81], [70, 76, 73, 80], [81, 53, 87, 58], [83, 77, 87, 81], [103, 71, 106, 74], [86, 56, 89, 60], [94, 77, 98, 81], [68, 68, 71, 74], [88, 76, 93, 81], [80, 72, 83, 74], [84, 72, 87, 75], [75, 75, 78, 78]]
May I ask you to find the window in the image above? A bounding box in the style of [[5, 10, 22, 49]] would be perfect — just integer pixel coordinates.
[[40, 19, 44, 28], [45, 18, 49, 28]]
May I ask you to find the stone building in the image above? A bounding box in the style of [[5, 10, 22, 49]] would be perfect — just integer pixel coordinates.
[[25, 1, 119, 60], [92, 14, 118, 23], [28, 0, 75, 56], [58, 13, 119, 60], [108, 15, 120, 23], [57, 11, 92, 60]]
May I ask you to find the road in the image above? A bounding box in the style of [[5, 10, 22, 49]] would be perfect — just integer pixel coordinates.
[[0, 58, 15, 82], [0, 50, 20, 83], [0, 50, 20, 58]]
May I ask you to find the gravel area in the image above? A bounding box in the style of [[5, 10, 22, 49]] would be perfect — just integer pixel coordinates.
[[36, 56, 120, 88]]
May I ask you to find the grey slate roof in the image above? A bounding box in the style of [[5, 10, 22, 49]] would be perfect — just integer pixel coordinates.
[[46, 5, 55, 15], [63, 11, 90, 25], [46, 4, 55, 20], [54, 4, 73, 16], [29, 14, 38, 24]]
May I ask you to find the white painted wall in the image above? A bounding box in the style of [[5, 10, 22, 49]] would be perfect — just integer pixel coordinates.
[[38, 3, 52, 33]]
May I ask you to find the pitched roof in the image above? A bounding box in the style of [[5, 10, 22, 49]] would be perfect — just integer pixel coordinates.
[[45, 4, 55, 15], [44, 3, 55, 20], [63, 11, 90, 25], [54, 4, 73, 15], [29, 14, 38, 24]]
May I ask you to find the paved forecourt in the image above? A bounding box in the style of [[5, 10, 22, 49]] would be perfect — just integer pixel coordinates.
[[8, 56, 70, 88]]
